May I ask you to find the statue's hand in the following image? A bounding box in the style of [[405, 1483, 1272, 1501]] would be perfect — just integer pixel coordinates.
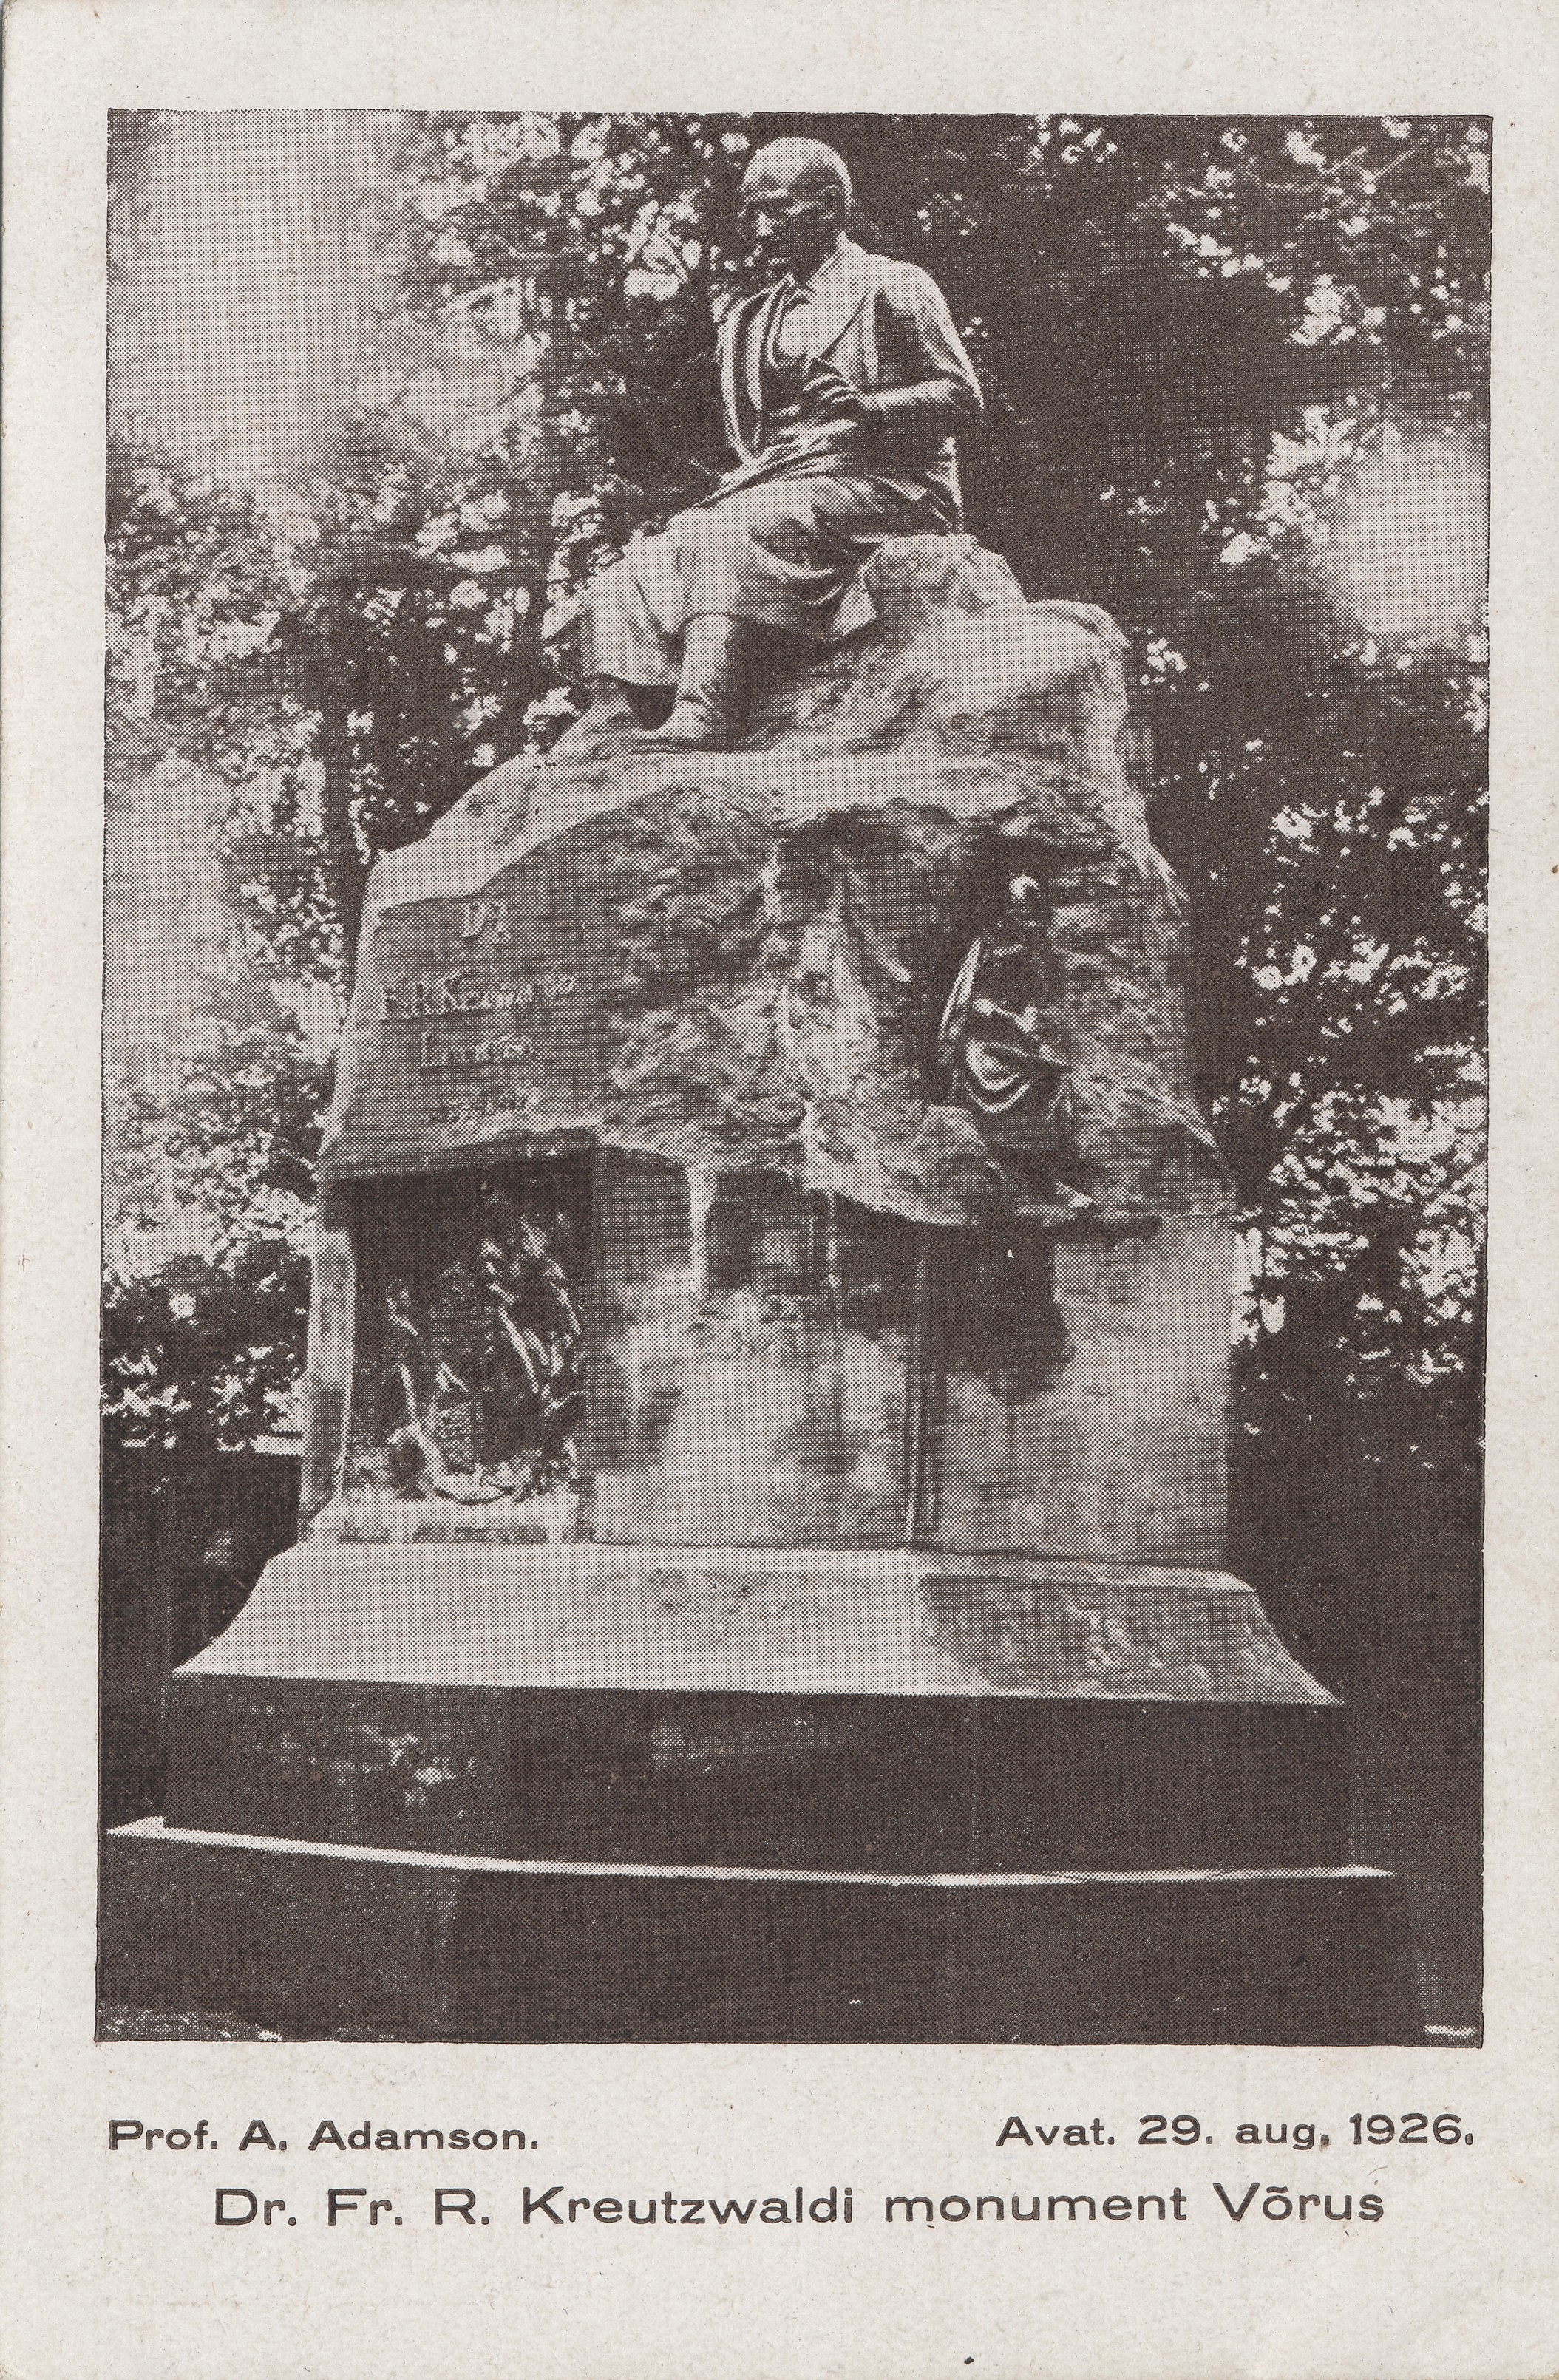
[[801, 360, 872, 428]]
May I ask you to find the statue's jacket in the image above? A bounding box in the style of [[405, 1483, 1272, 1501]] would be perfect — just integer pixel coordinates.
[[711, 238, 985, 520], [584, 241, 987, 667]]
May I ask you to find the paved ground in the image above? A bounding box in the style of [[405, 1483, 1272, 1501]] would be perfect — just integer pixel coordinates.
[[98, 2005, 282, 2041]]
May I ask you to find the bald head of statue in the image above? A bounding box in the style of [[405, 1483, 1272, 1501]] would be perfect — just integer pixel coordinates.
[[738, 137, 854, 281]]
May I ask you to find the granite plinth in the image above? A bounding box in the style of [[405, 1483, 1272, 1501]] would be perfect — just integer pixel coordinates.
[[102, 1822, 1418, 2045], [161, 1543, 1346, 1875], [316, 1157, 1237, 1568], [582, 1164, 1234, 1565]]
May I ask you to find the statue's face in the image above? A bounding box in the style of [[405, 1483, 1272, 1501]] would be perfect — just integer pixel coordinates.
[[738, 157, 844, 280]]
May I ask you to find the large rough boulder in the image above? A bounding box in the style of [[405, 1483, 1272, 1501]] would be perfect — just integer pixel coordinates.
[[323, 537, 1223, 1232]]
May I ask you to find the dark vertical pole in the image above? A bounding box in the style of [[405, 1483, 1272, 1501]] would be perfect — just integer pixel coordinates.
[[574, 1150, 608, 1544], [821, 1191, 846, 1547], [903, 1227, 934, 1548]]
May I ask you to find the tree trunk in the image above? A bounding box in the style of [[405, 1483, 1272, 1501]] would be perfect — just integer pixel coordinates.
[[497, 280, 573, 761], [317, 680, 364, 998]]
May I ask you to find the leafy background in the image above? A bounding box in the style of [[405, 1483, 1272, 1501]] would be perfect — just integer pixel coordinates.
[[106, 113, 1487, 2026]]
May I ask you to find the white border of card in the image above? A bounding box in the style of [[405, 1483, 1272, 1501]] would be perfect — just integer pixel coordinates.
[[3, 4, 1556, 2375]]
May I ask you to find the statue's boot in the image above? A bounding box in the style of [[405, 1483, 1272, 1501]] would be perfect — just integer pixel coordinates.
[[640, 614, 751, 750], [543, 677, 646, 765]]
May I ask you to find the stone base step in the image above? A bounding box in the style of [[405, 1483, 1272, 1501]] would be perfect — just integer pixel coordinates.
[[163, 1546, 1350, 1874], [101, 1819, 1419, 2046]]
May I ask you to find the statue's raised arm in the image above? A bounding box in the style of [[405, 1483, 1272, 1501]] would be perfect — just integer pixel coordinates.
[[567, 136, 984, 754]]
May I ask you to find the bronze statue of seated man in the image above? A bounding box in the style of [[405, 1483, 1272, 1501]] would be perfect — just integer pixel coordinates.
[[563, 135, 984, 755]]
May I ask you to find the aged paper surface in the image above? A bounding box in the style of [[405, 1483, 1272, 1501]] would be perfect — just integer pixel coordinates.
[[1, 1, 1555, 2374]]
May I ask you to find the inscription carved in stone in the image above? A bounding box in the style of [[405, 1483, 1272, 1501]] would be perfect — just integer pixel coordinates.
[[380, 968, 575, 1023]]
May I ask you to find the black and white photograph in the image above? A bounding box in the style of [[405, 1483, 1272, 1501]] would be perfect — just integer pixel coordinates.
[[95, 105, 1490, 2051], [7, 5, 1559, 2373]]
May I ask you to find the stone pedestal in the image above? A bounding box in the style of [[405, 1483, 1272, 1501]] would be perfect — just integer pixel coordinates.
[[160, 1545, 1345, 1869], [102, 540, 1413, 2042], [104, 1543, 1416, 2042]]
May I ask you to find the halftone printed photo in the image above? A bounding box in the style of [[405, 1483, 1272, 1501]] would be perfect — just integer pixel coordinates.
[[13, 7, 1559, 2373], [99, 109, 1487, 2051]]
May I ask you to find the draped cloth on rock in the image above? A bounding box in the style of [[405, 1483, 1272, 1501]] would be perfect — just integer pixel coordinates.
[[582, 239, 983, 685]]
